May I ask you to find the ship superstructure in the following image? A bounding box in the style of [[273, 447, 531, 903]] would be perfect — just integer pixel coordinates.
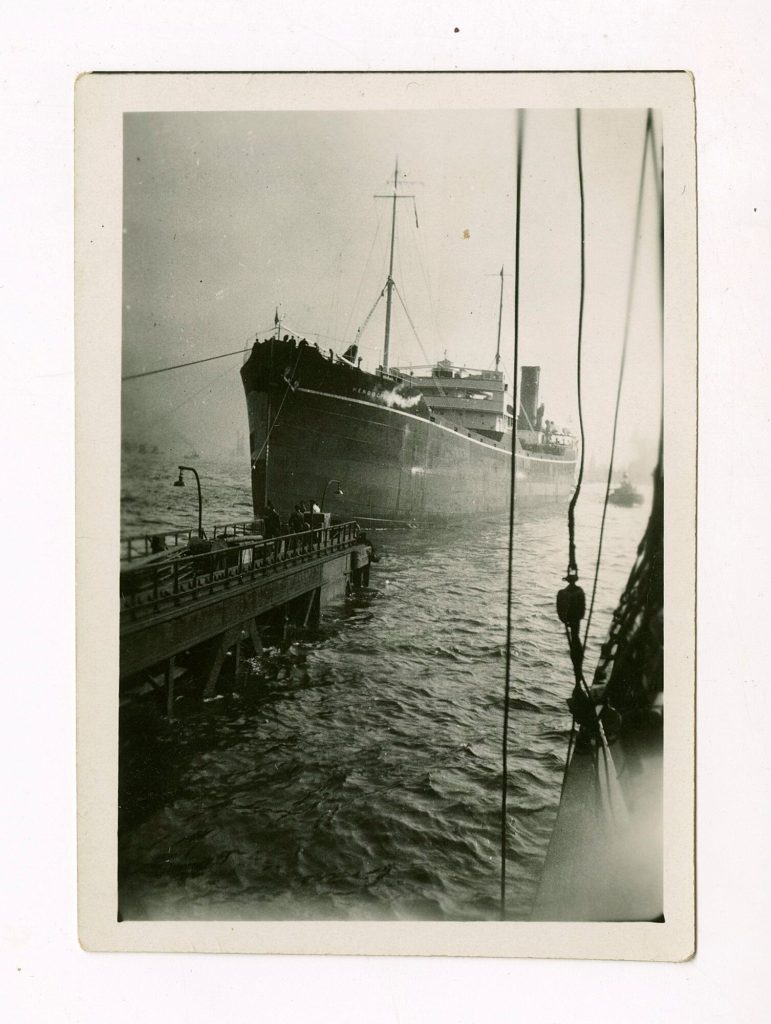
[[241, 335, 576, 526]]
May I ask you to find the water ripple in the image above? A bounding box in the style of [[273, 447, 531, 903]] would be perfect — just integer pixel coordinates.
[[119, 453, 651, 921]]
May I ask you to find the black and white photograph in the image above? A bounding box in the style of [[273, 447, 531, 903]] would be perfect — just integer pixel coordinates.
[[76, 72, 696, 958], [8, 0, 771, 1014]]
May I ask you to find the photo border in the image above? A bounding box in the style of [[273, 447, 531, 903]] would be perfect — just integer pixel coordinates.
[[76, 70, 696, 959]]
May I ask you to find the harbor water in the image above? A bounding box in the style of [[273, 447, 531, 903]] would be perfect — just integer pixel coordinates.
[[119, 453, 652, 921]]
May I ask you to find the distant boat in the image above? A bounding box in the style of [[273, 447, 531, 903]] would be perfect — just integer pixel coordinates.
[[608, 473, 644, 507]]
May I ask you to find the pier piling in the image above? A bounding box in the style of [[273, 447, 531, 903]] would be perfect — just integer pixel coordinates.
[[120, 521, 368, 712]]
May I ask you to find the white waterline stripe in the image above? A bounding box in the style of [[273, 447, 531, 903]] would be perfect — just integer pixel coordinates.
[[296, 387, 577, 465]]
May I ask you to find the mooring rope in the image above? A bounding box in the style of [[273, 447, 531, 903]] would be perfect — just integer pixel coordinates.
[[122, 326, 277, 382], [500, 108, 525, 922], [122, 347, 248, 382]]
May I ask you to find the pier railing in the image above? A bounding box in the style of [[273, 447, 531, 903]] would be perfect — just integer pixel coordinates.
[[121, 519, 264, 563], [120, 520, 361, 622]]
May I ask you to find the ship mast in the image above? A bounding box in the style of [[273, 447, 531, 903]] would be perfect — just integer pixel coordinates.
[[495, 265, 504, 372], [374, 160, 416, 373], [382, 160, 399, 372]]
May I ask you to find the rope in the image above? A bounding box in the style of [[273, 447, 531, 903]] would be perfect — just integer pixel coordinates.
[[408, 209, 448, 360], [342, 198, 386, 343], [554, 109, 592, 813], [565, 108, 587, 581], [500, 109, 525, 922], [554, 110, 662, 841], [122, 326, 276, 382], [583, 110, 654, 649], [354, 287, 386, 344], [123, 347, 248, 382], [249, 346, 305, 468], [392, 283, 435, 371], [559, 719, 577, 798], [590, 116, 664, 718], [650, 117, 664, 422], [391, 283, 449, 400]]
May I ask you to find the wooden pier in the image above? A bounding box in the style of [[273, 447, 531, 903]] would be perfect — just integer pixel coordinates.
[[120, 521, 368, 709]]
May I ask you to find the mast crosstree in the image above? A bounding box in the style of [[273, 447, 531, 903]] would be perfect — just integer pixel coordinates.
[[374, 159, 417, 372]]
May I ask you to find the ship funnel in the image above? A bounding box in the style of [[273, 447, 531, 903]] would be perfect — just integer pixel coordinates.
[[518, 366, 540, 431]]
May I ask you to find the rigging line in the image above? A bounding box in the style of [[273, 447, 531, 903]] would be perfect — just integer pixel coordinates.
[[252, 388, 291, 465], [563, 622, 591, 697], [553, 109, 590, 828], [250, 347, 304, 467], [582, 110, 653, 650], [394, 227, 407, 360], [391, 283, 448, 399], [123, 348, 247, 382], [559, 719, 577, 798], [649, 115, 665, 442], [342, 198, 385, 343], [409, 213, 446, 356], [394, 245, 435, 373], [354, 287, 386, 344], [566, 108, 587, 580], [392, 283, 433, 369], [500, 108, 525, 923], [122, 327, 274, 382]]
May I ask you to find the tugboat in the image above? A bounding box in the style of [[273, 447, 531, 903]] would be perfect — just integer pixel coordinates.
[[608, 472, 644, 507]]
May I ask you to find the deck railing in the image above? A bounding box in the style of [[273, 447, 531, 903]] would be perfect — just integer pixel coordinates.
[[121, 519, 264, 563], [120, 521, 360, 622]]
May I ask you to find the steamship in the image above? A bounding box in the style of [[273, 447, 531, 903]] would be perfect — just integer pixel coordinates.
[[241, 166, 577, 526]]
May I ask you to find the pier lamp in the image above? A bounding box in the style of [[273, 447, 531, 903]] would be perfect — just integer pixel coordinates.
[[320, 479, 344, 514], [173, 464, 204, 538]]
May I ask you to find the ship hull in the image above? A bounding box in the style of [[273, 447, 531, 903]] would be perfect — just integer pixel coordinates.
[[242, 343, 576, 524]]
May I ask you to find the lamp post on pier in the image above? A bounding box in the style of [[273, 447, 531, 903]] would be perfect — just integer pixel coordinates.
[[173, 465, 204, 538], [320, 479, 344, 515]]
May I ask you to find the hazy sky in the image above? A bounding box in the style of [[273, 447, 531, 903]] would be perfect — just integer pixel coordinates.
[[122, 108, 661, 469]]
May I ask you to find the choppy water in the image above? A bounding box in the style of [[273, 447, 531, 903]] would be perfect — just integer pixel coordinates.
[[119, 453, 651, 920]]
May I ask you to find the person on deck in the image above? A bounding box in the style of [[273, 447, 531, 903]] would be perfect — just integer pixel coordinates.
[[356, 531, 380, 587], [288, 504, 306, 534], [263, 500, 280, 536], [288, 504, 306, 552]]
